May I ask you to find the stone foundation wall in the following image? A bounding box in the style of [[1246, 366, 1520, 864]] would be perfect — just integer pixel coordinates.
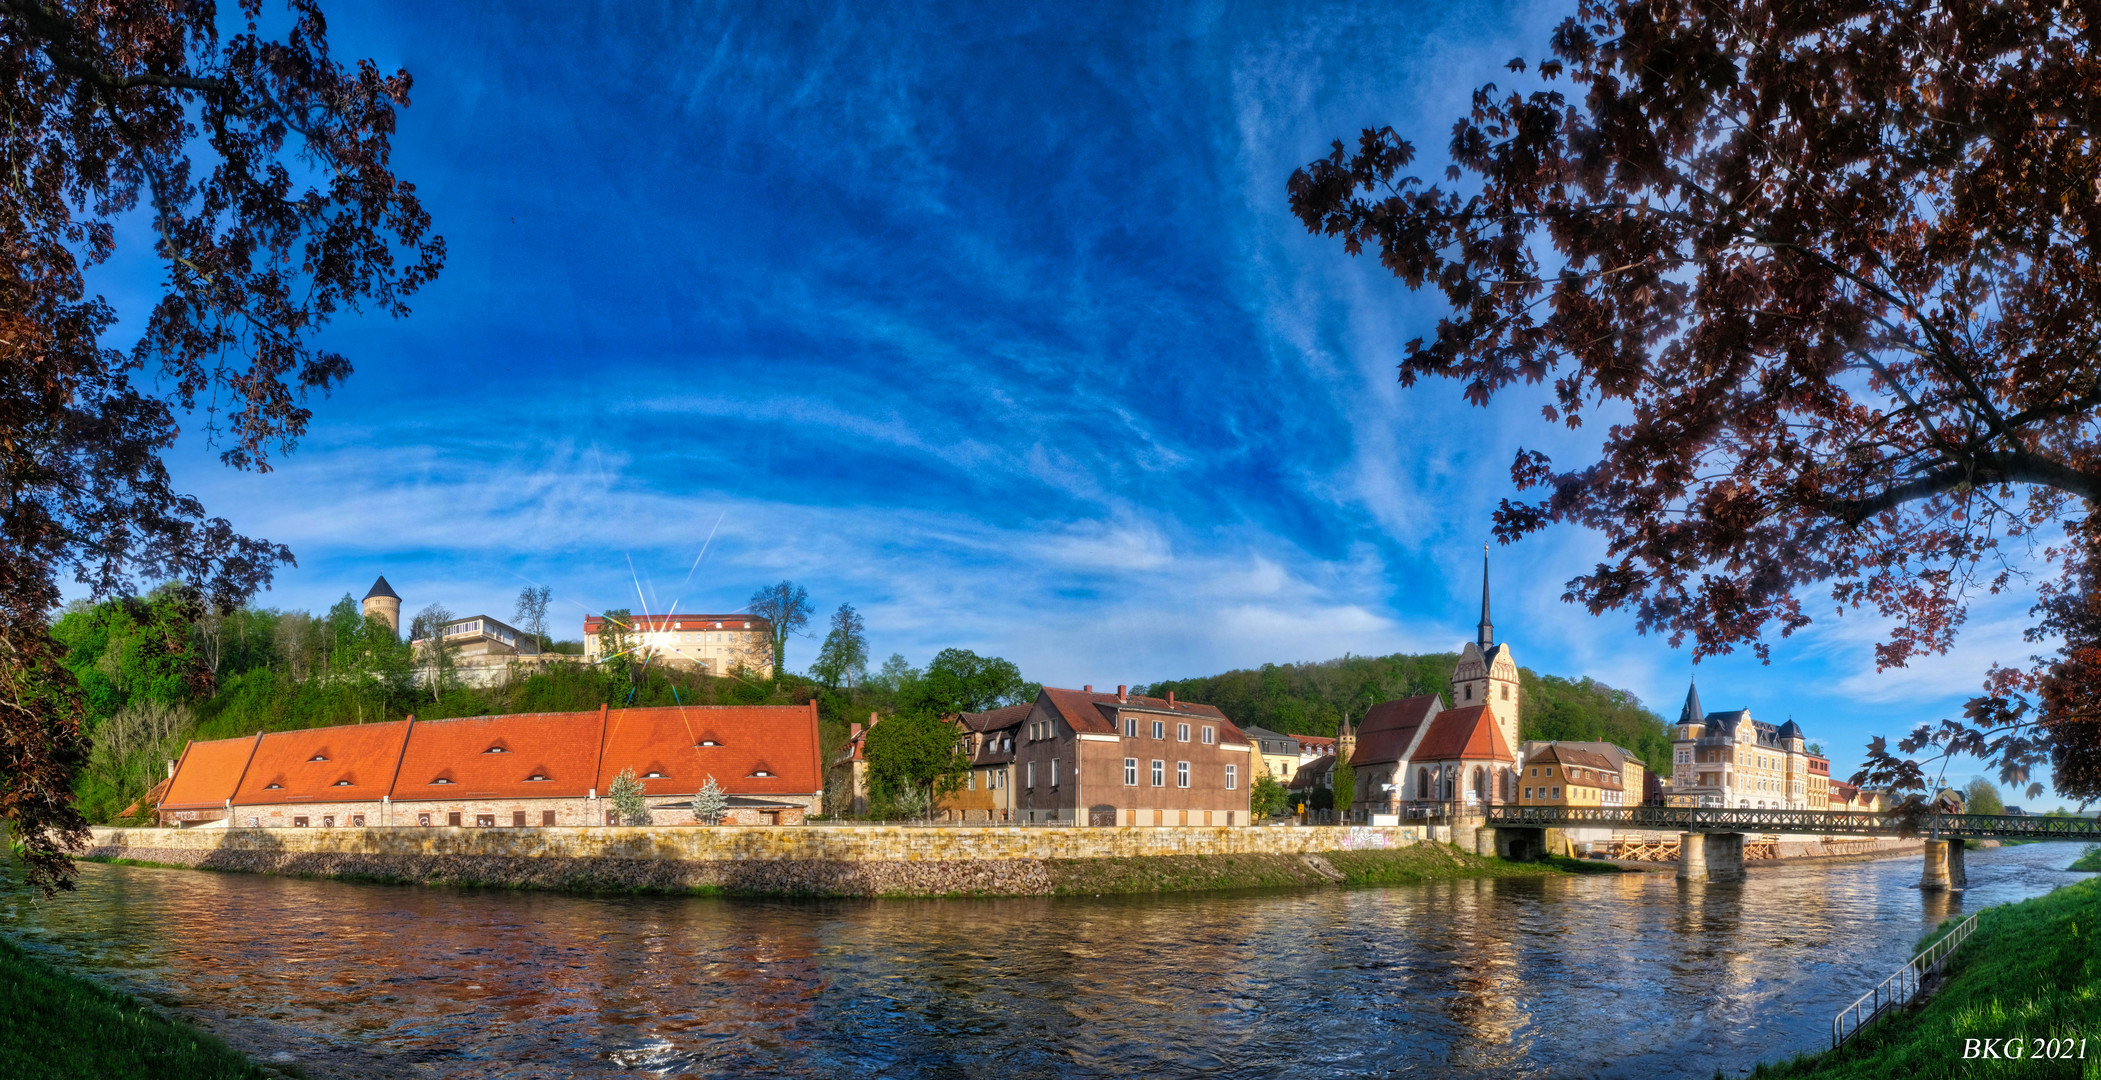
[[88, 822, 1423, 864]]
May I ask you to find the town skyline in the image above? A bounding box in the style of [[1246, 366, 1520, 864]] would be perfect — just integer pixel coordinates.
[[90, 0, 2049, 807]]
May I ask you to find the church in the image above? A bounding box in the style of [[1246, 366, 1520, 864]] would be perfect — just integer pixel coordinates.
[[1343, 549, 1523, 823]]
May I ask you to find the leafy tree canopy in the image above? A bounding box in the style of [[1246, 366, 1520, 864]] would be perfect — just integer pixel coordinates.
[[862, 710, 970, 818], [904, 648, 1037, 717], [1288, 0, 2101, 802]]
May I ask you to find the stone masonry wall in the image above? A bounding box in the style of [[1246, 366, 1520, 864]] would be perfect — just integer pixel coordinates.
[[90, 823, 1420, 863]]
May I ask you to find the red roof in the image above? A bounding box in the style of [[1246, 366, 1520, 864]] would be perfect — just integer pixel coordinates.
[[167, 703, 824, 809], [1349, 695, 1441, 767], [159, 733, 264, 810], [582, 613, 770, 633], [391, 711, 610, 801], [234, 721, 414, 806], [597, 702, 821, 796], [1410, 704, 1515, 763], [1035, 687, 1251, 744]]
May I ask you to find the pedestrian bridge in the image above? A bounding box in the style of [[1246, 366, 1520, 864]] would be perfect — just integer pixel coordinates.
[[1475, 805, 2097, 888], [1482, 805, 2101, 840]]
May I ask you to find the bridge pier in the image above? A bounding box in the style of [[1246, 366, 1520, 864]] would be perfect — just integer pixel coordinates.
[[1677, 832, 1745, 883], [1921, 839, 1968, 891]]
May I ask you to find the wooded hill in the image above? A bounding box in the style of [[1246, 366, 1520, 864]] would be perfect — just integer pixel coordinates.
[[1139, 652, 1677, 775]]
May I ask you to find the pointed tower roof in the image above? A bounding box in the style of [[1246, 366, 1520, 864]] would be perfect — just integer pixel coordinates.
[[1678, 679, 1705, 726], [363, 575, 400, 601], [1477, 544, 1494, 650]]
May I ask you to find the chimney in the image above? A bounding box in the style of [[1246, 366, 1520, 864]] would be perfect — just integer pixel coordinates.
[[850, 723, 862, 740], [868, 710, 880, 726], [1083, 685, 1092, 693], [167, 759, 176, 779], [1118, 684, 1128, 703], [1167, 691, 1175, 707]]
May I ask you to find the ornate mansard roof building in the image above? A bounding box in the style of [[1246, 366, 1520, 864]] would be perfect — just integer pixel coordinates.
[[1665, 681, 1830, 810]]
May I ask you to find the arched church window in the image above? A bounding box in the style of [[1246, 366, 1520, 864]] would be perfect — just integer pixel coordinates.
[[1473, 766, 1487, 802], [1417, 767, 1429, 799], [1465, 684, 1474, 700]]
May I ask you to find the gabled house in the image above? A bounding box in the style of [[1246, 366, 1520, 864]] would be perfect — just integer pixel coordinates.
[[1012, 684, 1254, 826]]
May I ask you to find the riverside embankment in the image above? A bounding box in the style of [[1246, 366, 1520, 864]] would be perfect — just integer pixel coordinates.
[[86, 823, 1565, 896]]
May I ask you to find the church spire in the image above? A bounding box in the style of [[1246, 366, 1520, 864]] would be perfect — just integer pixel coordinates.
[[1477, 543, 1494, 649], [1679, 677, 1706, 727]]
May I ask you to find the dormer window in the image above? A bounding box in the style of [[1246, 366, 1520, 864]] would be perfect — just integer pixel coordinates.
[[751, 769, 774, 777], [484, 746, 508, 754], [526, 774, 548, 782], [308, 755, 328, 762], [333, 780, 353, 787], [644, 771, 667, 779], [431, 778, 453, 785], [264, 783, 282, 790], [697, 740, 721, 747]]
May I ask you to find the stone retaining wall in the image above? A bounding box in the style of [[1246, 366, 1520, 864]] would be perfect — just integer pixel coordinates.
[[87, 823, 1424, 863]]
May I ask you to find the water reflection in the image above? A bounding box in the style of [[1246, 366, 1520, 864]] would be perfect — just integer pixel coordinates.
[[0, 843, 2084, 1078]]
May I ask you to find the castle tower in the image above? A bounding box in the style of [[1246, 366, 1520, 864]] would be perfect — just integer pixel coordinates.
[[1336, 712, 1357, 766], [362, 575, 402, 637], [1449, 545, 1521, 753]]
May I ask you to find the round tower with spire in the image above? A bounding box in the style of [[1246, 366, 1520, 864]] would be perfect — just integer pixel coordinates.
[[362, 575, 402, 637]]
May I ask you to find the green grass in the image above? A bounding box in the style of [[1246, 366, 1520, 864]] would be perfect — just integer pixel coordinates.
[[1751, 875, 2101, 1079], [0, 934, 273, 1080], [2071, 845, 2101, 872], [1045, 843, 1589, 895]]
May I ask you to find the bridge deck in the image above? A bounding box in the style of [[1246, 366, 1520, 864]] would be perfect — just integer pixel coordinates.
[[1482, 806, 2099, 840]]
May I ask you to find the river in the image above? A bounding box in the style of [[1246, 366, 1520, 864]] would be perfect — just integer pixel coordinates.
[[1, 842, 2090, 1079]]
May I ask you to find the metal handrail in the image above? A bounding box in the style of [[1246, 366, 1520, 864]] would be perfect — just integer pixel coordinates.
[[1831, 913, 1979, 1049]]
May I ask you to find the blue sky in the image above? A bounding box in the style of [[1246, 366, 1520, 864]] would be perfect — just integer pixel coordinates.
[[108, 1, 2063, 806]]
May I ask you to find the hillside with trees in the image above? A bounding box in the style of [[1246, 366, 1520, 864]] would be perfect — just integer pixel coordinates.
[[1140, 653, 1676, 779]]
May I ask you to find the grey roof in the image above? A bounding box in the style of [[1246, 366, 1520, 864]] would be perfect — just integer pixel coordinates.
[[1777, 719, 1804, 739], [363, 575, 400, 601], [1678, 681, 1705, 726]]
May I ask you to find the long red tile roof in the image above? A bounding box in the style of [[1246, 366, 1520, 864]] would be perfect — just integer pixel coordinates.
[[389, 711, 608, 801], [597, 702, 822, 796], [159, 733, 264, 810], [234, 721, 414, 806], [1410, 704, 1515, 763]]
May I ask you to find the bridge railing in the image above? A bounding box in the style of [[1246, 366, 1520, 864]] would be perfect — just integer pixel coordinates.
[[1832, 913, 1978, 1049], [1481, 805, 2100, 839]]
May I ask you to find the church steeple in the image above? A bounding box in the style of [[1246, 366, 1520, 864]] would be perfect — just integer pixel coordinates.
[[1477, 544, 1494, 649]]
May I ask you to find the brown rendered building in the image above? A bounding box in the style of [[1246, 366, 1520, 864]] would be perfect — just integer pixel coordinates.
[[1014, 685, 1254, 826], [157, 703, 824, 828], [938, 704, 1028, 822]]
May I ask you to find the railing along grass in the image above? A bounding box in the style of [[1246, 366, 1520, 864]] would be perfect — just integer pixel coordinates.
[[0, 934, 273, 1080], [1752, 875, 2101, 1079]]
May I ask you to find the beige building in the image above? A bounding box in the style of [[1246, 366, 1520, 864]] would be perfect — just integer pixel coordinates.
[[1521, 740, 1644, 806], [582, 613, 773, 678], [1666, 683, 1820, 809], [1518, 744, 1623, 807]]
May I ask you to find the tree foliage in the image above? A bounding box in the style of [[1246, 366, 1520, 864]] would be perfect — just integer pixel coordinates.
[[810, 602, 867, 690], [1964, 777, 2007, 817], [608, 768, 649, 827], [1288, 0, 2101, 801], [862, 711, 969, 819], [690, 774, 727, 825], [905, 648, 1035, 717], [1249, 774, 1290, 820], [0, 0, 442, 891], [746, 581, 811, 676], [513, 585, 551, 650]]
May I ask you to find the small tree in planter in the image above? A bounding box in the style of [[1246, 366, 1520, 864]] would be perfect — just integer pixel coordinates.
[[609, 768, 651, 826], [691, 775, 729, 825]]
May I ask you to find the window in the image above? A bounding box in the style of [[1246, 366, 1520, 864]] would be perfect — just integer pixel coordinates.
[[432, 777, 453, 785], [1502, 685, 1510, 700], [417, 812, 432, 826], [1124, 758, 1138, 786], [477, 814, 496, 827], [1551, 787, 1561, 799], [1202, 726, 1215, 745], [1152, 720, 1165, 739], [1177, 723, 1190, 742], [1125, 717, 1138, 737], [644, 771, 667, 778], [513, 811, 527, 828], [308, 754, 328, 762], [1151, 760, 1165, 786], [321, 815, 335, 828], [333, 779, 353, 786], [1545, 767, 1555, 778], [1466, 684, 1473, 700], [1051, 759, 1059, 788], [1027, 761, 1036, 788], [351, 814, 365, 827], [1177, 762, 1190, 788], [264, 783, 282, 790], [1524, 787, 1533, 799], [1529, 767, 1537, 777], [967, 772, 976, 791], [527, 774, 548, 782], [293, 816, 309, 827], [484, 746, 507, 754], [606, 810, 619, 825], [1226, 763, 1237, 790], [448, 812, 462, 827]]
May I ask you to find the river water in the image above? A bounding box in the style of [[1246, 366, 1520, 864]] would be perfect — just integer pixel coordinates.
[[1, 843, 2090, 1079]]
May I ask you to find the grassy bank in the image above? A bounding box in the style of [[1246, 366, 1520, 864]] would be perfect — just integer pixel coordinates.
[[0, 935, 270, 1080], [2071, 845, 2101, 872], [1752, 876, 2101, 1079], [1046, 843, 1618, 895]]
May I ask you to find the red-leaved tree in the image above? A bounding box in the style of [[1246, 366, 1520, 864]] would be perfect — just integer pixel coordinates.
[[1, 0, 443, 890], [1288, 0, 2099, 806]]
